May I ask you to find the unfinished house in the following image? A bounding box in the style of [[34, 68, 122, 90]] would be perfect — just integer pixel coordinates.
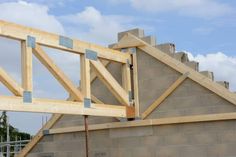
[[0, 20, 236, 157]]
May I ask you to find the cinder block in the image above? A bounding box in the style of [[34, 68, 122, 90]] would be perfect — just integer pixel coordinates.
[[115, 148, 133, 157], [90, 150, 110, 157], [153, 125, 180, 136], [188, 132, 218, 145], [156, 146, 181, 157], [141, 135, 164, 146], [200, 71, 214, 80], [54, 141, 85, 151], [185, 61, 199, 71], [40, 135, 54, 142], [109, 126, 153, 138], [218, 130, 236, 143], [164, 133, 189, 145], [30, 143, 43, 153], [132, 147, 155, 157], [38, 153, 54, 157], [180, 145, 207, 157], [208, 144, 236, 157], [174, 52, 189, 62], [115, 137, 142, 148], [216, 81, 229, 89], [155, 43, 175, 54], [141, 36, 156, 46], [118, 28, 144, 41]]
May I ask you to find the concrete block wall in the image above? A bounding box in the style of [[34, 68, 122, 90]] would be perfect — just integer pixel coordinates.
[[28, 120, 236, 157], [136, 49, 236, 119]]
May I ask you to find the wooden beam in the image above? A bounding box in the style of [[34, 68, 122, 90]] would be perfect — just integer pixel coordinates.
[[80, 55, 91, 98], [132, 51, 140, 117], [112, 33, 145, 49], [0, 20, 130, 63], [33, 44, 84, 101], [0, 96, 127, 117], [48, 112, 236, 134], [90, 59, 129, 106], [122, 62, 132, 106], [122, 61, 132, 94], [91, 94, 103, 104], [0, 68, 23, 96], [124, 33, 236, 106], [90, 60, 110, 83], [21, 40, 33, 91], [141, 72, 189, 119]]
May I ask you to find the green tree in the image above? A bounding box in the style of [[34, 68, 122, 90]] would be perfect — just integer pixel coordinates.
[[0, 111, 32, 142]]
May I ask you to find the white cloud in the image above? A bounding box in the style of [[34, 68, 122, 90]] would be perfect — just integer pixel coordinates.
[[0, 1, 64, 34], [187, 52, 236, 91], [59, 6, 134, 45], [0, 1, 67, 134], [109, 0, 233, 19]]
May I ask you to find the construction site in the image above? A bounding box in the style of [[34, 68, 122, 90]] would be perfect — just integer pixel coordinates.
[[0, 19, 236, 157]]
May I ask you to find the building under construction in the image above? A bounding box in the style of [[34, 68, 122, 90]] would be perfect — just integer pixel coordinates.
[[0, 20, 236, 157]]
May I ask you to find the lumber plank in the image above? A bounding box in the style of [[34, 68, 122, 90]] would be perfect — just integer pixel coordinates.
[[21, 40, 33, 91], [90, 59, 129, 106], [0, 20, 130, 63], [122, 61, 131, 94], [80, 55, 91, 98], [112, 34, 145, 49], [33, 44, 84, 101], [141, 72, 189, 119], [132, 51, 140, 117], [48, 112, 236, 134], [0, 68, 23, 96], [0, 96, 127, 117], [90, 60, 110, 83]]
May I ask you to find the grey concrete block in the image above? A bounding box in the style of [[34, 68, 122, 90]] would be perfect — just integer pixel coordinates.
[[156, 146, 181, 157], [30, 143, 43, 153], [180, 145, 208, 157], [164, 133, 189, 145], [40, 135, 54, 142], [118, 28, 144, 41], [153, 125, 180, 136], [188, 132, 218, 145], [217, 130, 236, 143], [91, 150, 110, 157], [208, 144, 236, 157], [200, 71, 214, 80], [38, 153, 54, 157], [155, 43, 175, 54], [216, 81, 229, 89], [110, 126, 153, 138], [114, 137, 142, 148], [132, 147, 155, 157], [141, 36, 156, 46], [174, 52, 189, 62], [184, 61, 199, 71]]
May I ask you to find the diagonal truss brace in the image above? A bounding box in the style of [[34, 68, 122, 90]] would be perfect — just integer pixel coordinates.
[[33, 44, 84, 101], [142, 72, 189, 119], [90, 59, 130, 106], [0, 68, 23, 96]]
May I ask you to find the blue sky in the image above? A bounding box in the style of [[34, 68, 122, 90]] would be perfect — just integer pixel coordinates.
[[0, 0, 236, 134]]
